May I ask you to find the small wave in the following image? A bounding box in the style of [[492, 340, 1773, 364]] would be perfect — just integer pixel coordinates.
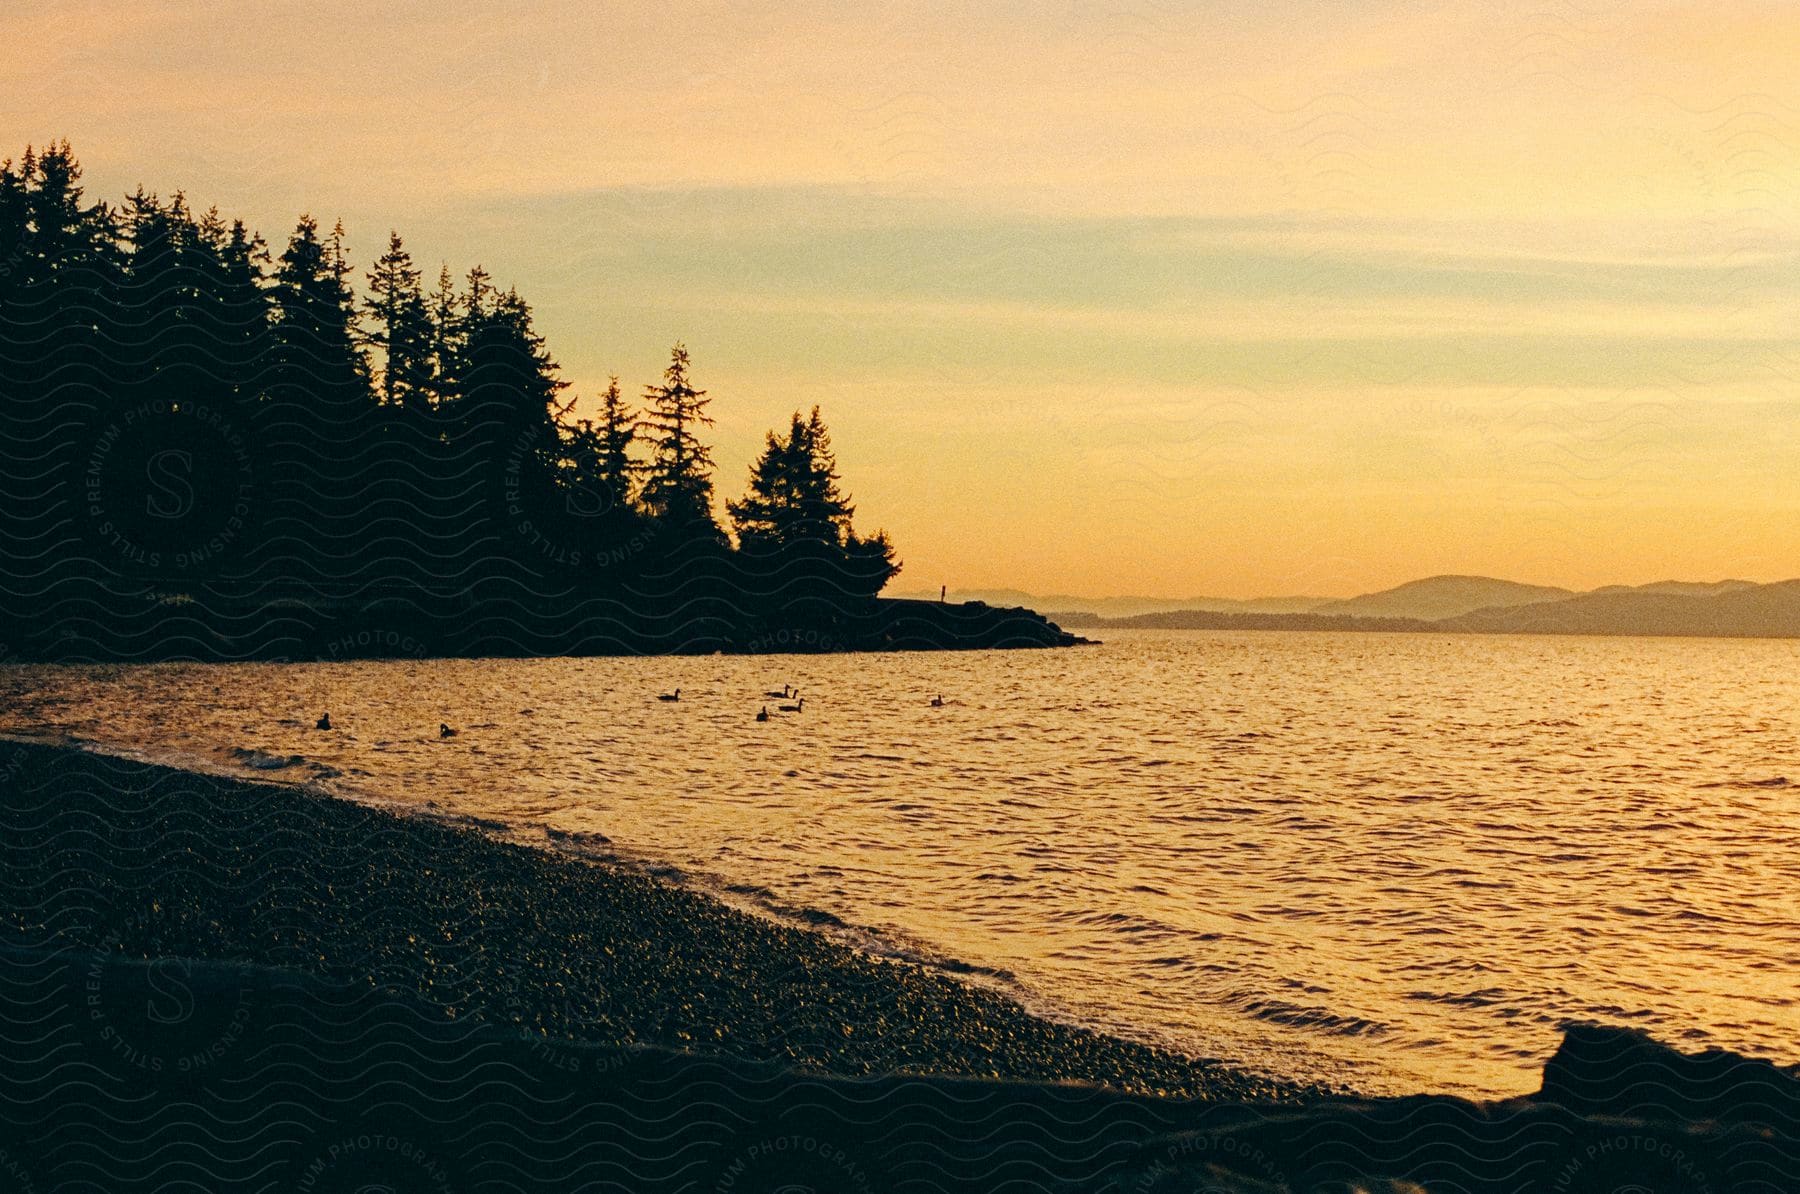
[[1239, 997, 1388, 1037], [1406, 987, 1510, 1009], [227, 747, 306, 771], [1698, 776, 1790, 790], [419, 810, 509, 832], [543, 826, 612, 847]]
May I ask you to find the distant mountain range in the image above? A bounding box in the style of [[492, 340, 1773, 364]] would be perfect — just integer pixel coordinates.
[[891, 588, 1330, 619], [902, 575, 1799, 639]]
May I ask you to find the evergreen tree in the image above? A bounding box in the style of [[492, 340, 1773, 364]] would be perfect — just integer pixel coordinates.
[[458, 283, 563, 421], [271, 214, 369, 400], [595, 376, 636, 505], [457, 283, 568, 512], [264, 215, 373, 582], [364, 231, 433, 410], [19, 141, 92, 281], [728, 413, 806, 550], [118, 189, 247, 387], [0, 144, 123, 374], [843, 526, 901, 594], [729, 405, 900, 593], [437, 266, 495, 416], [793, 407, 855, 544], [118, 188, 187, 373], [0, 153, 25, 284], [463, 264, 491, 323], [216, 218, 272, 403], [425, 263, 461, 406], [638, 342, 720, 538], [0, 141, 127, 603], [729, 405, 854, 548]]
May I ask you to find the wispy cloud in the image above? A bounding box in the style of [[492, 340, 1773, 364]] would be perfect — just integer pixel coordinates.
[[7, 0, 1798, 594]]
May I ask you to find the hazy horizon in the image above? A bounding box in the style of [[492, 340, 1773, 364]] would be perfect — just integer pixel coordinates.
[[13, 0, 1798, 597], [903, 571, 1796, 604]]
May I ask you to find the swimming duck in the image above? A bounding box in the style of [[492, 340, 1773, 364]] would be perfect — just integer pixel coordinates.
[[929, 695, 944, 707], [764, 684, 792, 698], [778, 697, 804, 713], [658, 689, 681, 702], [439, 723, 457, 738], [755, 706, 770, 722], [316, 712, 332, 730]]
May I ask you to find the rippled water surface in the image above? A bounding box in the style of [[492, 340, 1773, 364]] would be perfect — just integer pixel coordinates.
[[4, 630, 1796, 1095]]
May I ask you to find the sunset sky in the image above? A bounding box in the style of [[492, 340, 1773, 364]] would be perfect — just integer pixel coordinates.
[[8, 0, 1798, 597]]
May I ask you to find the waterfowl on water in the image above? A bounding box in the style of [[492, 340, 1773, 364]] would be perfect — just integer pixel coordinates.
[[440, 723, 457, 738], [765, 684, 792, 698], [755, 706, 770, 722], [658, 689, 681, 702], [778, 697, 804, 713], [929, 695, 944, 707], [316, 712, 332, 730]]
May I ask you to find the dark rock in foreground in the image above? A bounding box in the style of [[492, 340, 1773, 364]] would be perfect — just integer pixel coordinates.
[[1540, 1021, 1800, 1132], [1079, 1020, 1799, 1192]]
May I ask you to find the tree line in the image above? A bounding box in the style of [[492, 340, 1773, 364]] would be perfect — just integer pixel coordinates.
[[0, 141, 899, 610]]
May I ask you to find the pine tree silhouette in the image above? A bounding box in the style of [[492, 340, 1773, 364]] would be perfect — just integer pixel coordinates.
[[638, 343, 722, 541]]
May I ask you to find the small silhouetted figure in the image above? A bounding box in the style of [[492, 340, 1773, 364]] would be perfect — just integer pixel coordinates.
[[658, 689, 680, 702], [316, 712, 332, 730], [779, 697, 804, 713], [440, 723, 457, 738], [930, 695, 944, 707], [755, 706, 769, 722], [765, 683, 791, 698], [940, 584, 946, 603]]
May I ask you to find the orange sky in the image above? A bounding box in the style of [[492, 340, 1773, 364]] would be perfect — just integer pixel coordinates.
[[6, 0, 1798, 596]]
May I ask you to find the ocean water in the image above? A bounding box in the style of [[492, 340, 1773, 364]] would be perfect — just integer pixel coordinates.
[[2, 629, 1796, 1096]]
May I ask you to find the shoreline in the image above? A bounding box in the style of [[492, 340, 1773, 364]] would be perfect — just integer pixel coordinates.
[[4, 730, 1125, 1051], [2, 739, 1794, 1190], [0, 738, 1308, 1102], [0, 589, 1091, 663]]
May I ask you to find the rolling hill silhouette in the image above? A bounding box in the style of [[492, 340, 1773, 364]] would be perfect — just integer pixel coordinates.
[[1047, 576, 1800, 639], [1442, 578, 1800, 637], [1309, 574, 1574, 621]]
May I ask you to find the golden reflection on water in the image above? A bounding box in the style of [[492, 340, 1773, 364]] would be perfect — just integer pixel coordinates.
[[3, 630, 1797, 1095]]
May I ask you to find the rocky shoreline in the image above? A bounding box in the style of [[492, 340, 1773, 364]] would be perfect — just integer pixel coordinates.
[[0, 740, 1792, 1192], [0, 740, 1291, 1100]]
